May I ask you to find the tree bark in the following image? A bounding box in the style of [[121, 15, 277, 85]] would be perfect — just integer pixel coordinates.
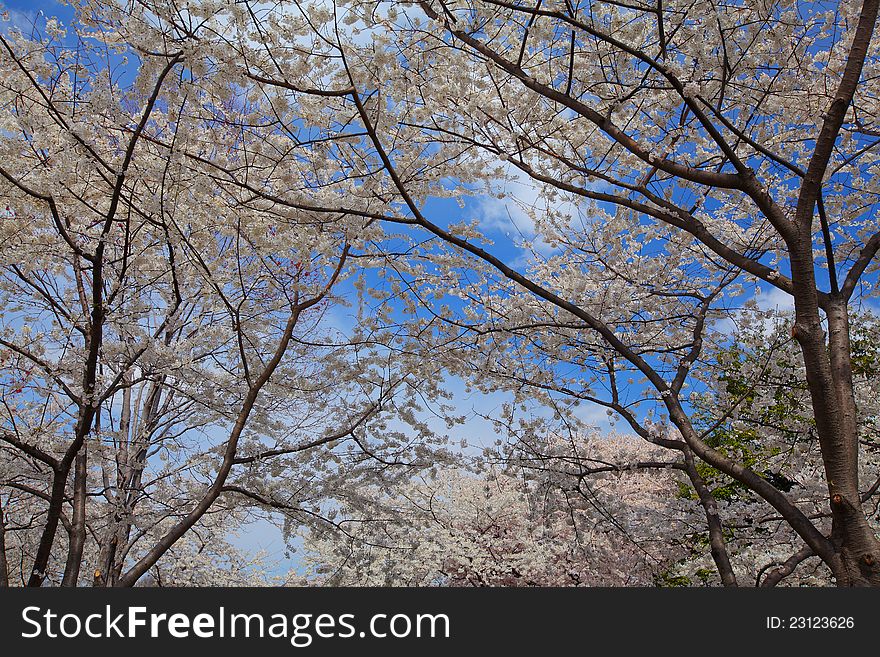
[[0, 495, 9, 587], [61, 445, 88, 586], [682, 450, 738, 586], [789, 230, 880, 585]]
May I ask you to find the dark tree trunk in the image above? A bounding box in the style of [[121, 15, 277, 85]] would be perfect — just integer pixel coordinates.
[[61, 446, 88, 586], [0, 495, 9, 587], [789, 230, 880, 586]]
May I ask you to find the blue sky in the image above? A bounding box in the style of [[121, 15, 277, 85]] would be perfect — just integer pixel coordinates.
[[3, 0, 73, 33]]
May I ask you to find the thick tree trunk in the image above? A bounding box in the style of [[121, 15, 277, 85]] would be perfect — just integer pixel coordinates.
[[0, 495, 8, 587], [826, 300, 880, 585], [27, 469, 69, 586], [789, 232, 880, 586], [28, 403, 98, 586], [61, 446, 88, 586], [93, 524, 118, 587]]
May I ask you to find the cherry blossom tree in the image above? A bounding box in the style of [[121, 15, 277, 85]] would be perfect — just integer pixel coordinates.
[[143, 0, 877, 585], [302, 430, 694, 586], [677, 306, 880, 585], [351, 0, 880, 586], [0, 10, 453, 586], [346, 0, 879, 586], [5, 0, 880, 587]]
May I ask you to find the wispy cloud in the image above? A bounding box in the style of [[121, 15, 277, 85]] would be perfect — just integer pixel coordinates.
[[755, 285, 795, 313], [1, 6, 41, 37]]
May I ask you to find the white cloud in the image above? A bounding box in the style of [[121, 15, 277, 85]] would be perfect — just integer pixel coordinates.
[[1, 7, 41, 36], [475, 163, 541, 236], [755, 285, 795, 313], [472, 162, 582, 263]]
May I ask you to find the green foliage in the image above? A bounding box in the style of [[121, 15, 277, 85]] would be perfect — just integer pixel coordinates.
[[654, 571, 692, 587], [695, 568, 715, 585], [850, 319, 880, 378], [676, 481, 697, 501], [688, 320, 821, 502]]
